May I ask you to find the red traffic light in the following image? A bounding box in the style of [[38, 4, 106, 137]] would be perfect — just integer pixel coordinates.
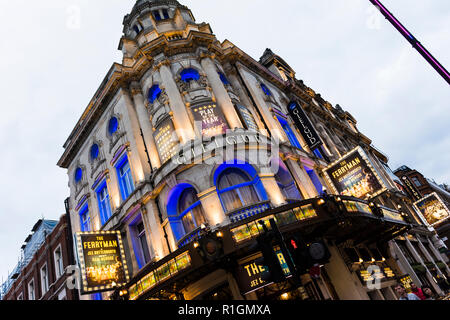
[[290, 239, 298, 250]]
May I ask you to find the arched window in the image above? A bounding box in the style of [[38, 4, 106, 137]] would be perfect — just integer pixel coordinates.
[[274, 162, 302, 200], [148, 85, 162, 104], [217, 168, 261, 213], [90, 144, 99, 160], [108, 117, 118, 135], [167, 184, 207, 241], [180, 68, 200, 82], [74, 167, 83, 183], [178, 188, 206, 236]]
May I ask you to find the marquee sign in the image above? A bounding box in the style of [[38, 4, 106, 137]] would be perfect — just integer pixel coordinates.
[[323, 146, 387, 199], [191, 103, 229, 137], [287, 101, 323, 150], [235, 250, 291, 295], [75, 231, 130, 294], [413, 192, 450, 227]]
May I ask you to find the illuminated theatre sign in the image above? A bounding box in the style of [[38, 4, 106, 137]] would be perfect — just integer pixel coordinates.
[[288, 101, 323, 150], [413, 192, 450, 227], [191, 103, 229, 137], [75, 231, 130, 294], [323, 147, 387, 199]]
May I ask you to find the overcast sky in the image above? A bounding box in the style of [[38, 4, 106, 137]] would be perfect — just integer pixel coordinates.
[[0, 0, 448, 283]]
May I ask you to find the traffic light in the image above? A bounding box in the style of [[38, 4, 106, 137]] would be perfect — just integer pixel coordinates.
[[254, 231, 286, 283], [286, 235, 311, 275], [286, 234, 331, 274]]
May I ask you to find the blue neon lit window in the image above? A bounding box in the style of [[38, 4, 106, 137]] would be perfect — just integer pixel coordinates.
[[218, 72, 230, 85], [313, 148, 323, 159], [108, 117, 118, 135], [92, 293, 102, 300], [277, 116, 302, 149], [90, 144, 99, 160], [162, 9, 169, 19], [180, 68, 200, 82], [116, 155, 135, 201], [260, 83, 272, 96], [217, 168, 261, 213], [177, 188, 206, 236], [305, 166, 324, 195], [79, 205, 91, 232], [97, 182, 112, 225], [148, 85, 162, 104], [74, 168, 83, 183]]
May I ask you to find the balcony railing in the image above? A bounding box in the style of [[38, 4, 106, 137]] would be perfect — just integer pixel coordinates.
[[177, 226, 203, 249], [227, 201, 272, 224]]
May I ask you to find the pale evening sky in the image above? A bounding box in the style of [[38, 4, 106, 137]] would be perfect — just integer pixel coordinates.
[[0, 0, 448, 282]]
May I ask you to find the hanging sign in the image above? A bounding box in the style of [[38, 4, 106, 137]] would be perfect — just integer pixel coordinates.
[[75, 231, 130, 294], [413, 192, 450, 227], [323, 146, 387, 199], [287, 101, 323, 150]]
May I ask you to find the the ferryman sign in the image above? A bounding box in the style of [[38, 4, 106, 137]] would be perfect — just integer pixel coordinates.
[[288, 101, 323, 150]]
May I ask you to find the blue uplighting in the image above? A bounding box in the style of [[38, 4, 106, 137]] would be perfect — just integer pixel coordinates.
[[108, 117, 118, 135], [260, 83, 272, 96], [218, 72, 230, 85], [90, 144, 99, 160], [148, 85, 162, 104], [180, 68, 200, 82], [74, 167, 83, 183]]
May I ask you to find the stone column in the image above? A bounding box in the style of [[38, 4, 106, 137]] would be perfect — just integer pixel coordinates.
[[157, 60, 196, 144], [285, 158, 317, 199], [405, 236, 443, 295], [121, 88, 147, 184], [427, 236, 450, 275], [143, 198, 169, 259], [259, 173, 287, 207], [389, 241, 422, 286], [200, 54, 242, 129], [198, 187, 228, 227], [236, 63, 285, 142], [416, 237, 447, 279], [130, 84, 162, 171]]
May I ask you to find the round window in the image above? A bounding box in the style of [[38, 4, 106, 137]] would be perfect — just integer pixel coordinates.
[[108, 117, 118, 135]]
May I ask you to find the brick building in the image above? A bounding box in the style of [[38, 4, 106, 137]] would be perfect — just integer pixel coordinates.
[[1, 214, 79, 300]]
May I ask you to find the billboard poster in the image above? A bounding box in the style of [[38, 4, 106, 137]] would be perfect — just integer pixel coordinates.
[[323, 146, 387, 199], [235, 104, 259, 132], [287, 101, 323, 150], [153, 118, 178, 164], [191, 103, 229, 137], [413, 192, 450, 227], [76, 231, 130, 294]]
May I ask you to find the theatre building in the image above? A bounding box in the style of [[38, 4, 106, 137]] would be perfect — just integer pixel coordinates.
[[57, 0, 449, 300]]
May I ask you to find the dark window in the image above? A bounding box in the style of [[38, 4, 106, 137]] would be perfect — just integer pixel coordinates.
[[132, 25, 140, 34], [153, 11, 162, 21], [135, 221, 151, 268], [412, 177, 422, 187], [277, 116, 302, 149], [162, 9, 170, 19]]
